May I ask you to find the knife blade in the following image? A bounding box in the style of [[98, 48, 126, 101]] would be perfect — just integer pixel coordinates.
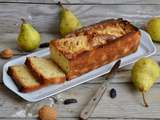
[[105, 59, 121, 79], [80, 60, 121, 120]]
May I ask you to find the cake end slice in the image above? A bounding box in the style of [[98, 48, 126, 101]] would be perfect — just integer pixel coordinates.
[[7, 65, 41, 93]]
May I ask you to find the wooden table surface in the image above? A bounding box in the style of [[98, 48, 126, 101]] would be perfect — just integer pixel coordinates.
[[0, 0, 160, 120]]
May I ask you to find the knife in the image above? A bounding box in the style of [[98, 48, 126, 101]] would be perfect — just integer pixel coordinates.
[[80, 60, 121, 120]]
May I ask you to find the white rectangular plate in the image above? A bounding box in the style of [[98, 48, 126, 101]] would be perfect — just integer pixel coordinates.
[[3, 30, 156, 102]]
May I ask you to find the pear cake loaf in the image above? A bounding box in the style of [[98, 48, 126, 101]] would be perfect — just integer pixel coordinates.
[[7, 65, 41, 92], [25, 57, 66, 84], [50, 19, 141, 80]]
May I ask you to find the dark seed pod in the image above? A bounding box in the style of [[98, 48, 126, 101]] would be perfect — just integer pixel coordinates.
[[39, 42, 49, 48], [110, 88, 117, 98], [63, 99, 78, 105]]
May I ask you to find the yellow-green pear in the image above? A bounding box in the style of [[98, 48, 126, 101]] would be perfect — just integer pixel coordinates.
[[58, 2, 82, 36], [147, 17, 160, 42], [17, 19, 41, 52], [131, 57, 160, 107]]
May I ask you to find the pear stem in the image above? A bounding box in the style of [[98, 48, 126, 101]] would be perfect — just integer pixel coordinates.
[[142, 92, 149, 107], [21, 18, 26, 23], [58, 1, 64, 9]]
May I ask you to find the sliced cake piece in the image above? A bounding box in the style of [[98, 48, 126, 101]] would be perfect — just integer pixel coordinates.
[[7, 65, 41, 93], [25, 57, 66, 85]]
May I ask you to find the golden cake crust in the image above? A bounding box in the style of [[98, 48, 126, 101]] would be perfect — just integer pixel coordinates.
[[67, 31, 140, 79], [51, 18, 139, 60], [65, 18, 137, 38], [50, 18, 141, 80]]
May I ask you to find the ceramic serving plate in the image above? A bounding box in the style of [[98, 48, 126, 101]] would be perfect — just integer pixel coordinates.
[[3, 30, 156, 102]]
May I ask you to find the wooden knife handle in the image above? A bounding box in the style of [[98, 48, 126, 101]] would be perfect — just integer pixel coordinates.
[[80, 82, 108, 120]]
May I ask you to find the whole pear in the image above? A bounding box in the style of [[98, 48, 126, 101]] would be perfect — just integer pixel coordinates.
[[17, 19, 41, 52], [147, 17, 160, 42], [131, 57, 160, 107], [58, 2, 82, 36]]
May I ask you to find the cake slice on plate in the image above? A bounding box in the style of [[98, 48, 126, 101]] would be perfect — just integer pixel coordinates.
[[7, 65, 41, 92]]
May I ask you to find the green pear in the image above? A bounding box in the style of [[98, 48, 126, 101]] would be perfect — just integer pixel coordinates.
[[131, 57, 160, 107], [147, 17, 160, 42], [58, 2, 82, 36], [17, 19, 41, 52]]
